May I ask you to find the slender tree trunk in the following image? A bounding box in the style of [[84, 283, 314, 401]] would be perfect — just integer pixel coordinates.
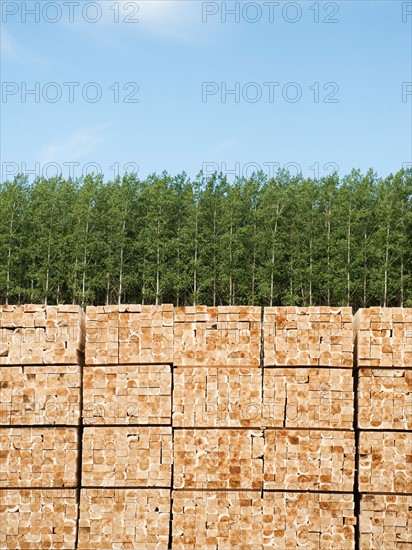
[[106, 273, 110, 305], [383, 222, 390, 307], [5, 205, 15, 305], [81, 210, 90, 306], [251, 217, 256, 304], [118, 217, 126, 306], [193, 203, 198, 306], [72, 255, 78, 305], [400, 255, 404, 306], [363, 230, 368, 307], [229, 222, 233, 305], [156, 218, 160, 306], [309, 235, 313, 306], [213, 205, 217, 307], [347, 204, 352, 306], [269, 203, 280, 307], [142, 256, 146, 305], [326, 205, 331, 304]]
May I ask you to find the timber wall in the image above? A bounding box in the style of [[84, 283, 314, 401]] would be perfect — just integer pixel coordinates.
[[0, 305, 411, 549]]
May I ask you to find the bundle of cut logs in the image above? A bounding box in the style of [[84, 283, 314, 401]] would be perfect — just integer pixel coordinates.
[[0, 305, 410, 549]]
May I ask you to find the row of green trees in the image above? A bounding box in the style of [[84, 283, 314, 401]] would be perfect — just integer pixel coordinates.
[[1, 168, 411, 308]]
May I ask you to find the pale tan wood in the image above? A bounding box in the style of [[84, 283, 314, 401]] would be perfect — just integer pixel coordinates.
[[358, 431, 412, 493], [0, 305, 85, 365], [263, 307, 353, 367], [358, 368, 412, 430], [0, 489, 77, 549], [173, 367, 263, 427], [355, 307, 412, 367], [173, 429, 264, 489], [0, 365, 81, 426], [78, 488, 170, 549], [81, 427, 172, 487], [0, 427, 79, 488], [172, 491, 355, 549], [263, 429, 355, 491], [83, 364, 171, 425], [173, 306, 261, 366], [85, 305, 173, 365], [263, 368, 354, 429], [359, 494, 412, 549]]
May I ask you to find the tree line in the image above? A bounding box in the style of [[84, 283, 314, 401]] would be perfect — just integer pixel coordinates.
[[1, 168, 411, 308]]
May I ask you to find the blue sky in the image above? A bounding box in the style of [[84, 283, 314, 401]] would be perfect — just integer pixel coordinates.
[[1, 0, 411, 181]]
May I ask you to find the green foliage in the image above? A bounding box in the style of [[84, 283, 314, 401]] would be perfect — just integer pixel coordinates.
[[1, 168, 411, 308]]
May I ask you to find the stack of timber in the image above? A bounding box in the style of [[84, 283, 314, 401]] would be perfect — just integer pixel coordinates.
[[0, 304, 85, 365], [357, 368, 411, 430], [83, 364, 171, 425], [174, 428, 264, 490], [263, 306, 353, 367], [355, 307, 412, 367], [172, 491, 355, 549], [85, 305, 173, 365], [79, 305, 174, 549], [173, 366, 263, 427], [0, 489, 78, 550], [78, 488, 170, 549], [81, 427, 172, 487], [263, 429, 355, 492], [359, 494, 412, 549], [356, 307, 412, 549], [259, 307, 356, 550], [0, 305, 84, 550], [173, 306, 261, 366], [263, 367, 354, 429], [0, 364, 81, 425], [173, 307, 265, 548]]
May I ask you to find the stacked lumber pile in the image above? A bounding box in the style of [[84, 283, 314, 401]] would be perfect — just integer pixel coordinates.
[[357, 368, 411, 430], [85, 305, 173, 364], [263, 367, 354, 428], [260, 307, 356, 549], [0, 304, 85, 365], [0, 365, 81, 425], [355, 307, 412, 367], [78, 305, 174, 549], [78, 489, 170, 549], [172, 491, 355, 549], [358, 432, 411, 493], [263, 306, 353, 367], [83, 364, 171, 425], [174, 429, 264, 489], [173, 307, 266, 547], [355, 307, 412, 549], [172, 306, 355, 548], [0, 305, 84, 550], [3, 303, 411, 548], [0, 489, 78, 550], [264, 429, 355, 491], [173, 367, 262, 427], [174, 306, 261, 366], [359, 494, 412, 549], [82, 427, 172, 487], [0, 428, 78, 488]]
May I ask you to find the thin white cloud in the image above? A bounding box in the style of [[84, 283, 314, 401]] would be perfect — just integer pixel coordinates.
[[207, 140, 237, 154], [59, 1, 210, 45], [40, 124, 110, 165], [135, 0, 198, 42], [1, 28, 21, 60], [79, 0, 204, 44]]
